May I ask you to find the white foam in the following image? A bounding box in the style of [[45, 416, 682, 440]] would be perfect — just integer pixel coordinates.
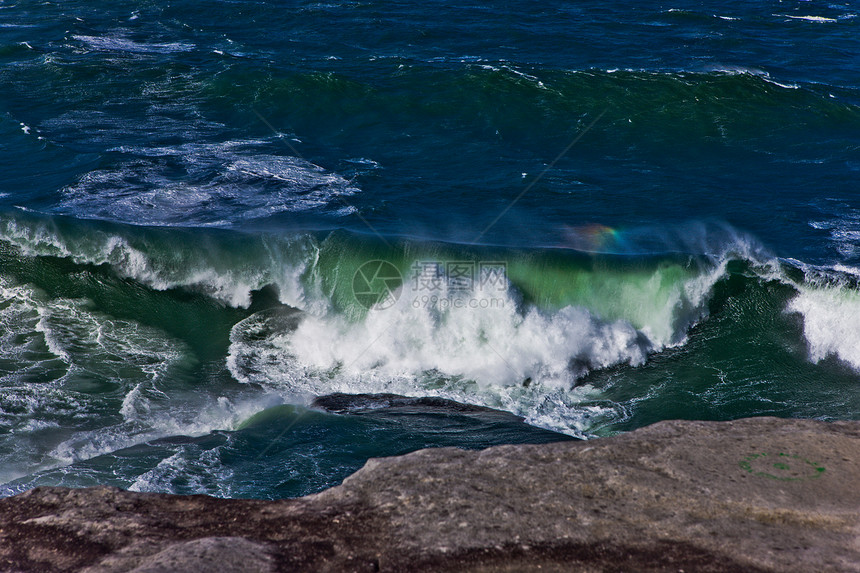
[[40, 349, 266, 471], [788, 279, 860, 370], [808, 205, 860, 259], [778, 14, 838, 23], [0, 275, 267, 479], [0, 215, 319, 308], [477, 63, 547, 89], [128, 447, 234, 497], [0, 280, 212, 479], [773, 251, 860, 373], [707, 66, 800, 88], [761, 77, 800, 90], [833, 264, 860, 278], [56, 140, 360, 226], [227, 262, 725, 435], [72, 35, 195, 54]]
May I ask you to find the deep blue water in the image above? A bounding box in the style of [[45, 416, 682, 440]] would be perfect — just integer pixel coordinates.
[[0, 0, 859, 499]]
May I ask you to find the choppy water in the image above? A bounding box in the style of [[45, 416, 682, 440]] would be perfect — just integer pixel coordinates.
[[1, 0, 859, 499]]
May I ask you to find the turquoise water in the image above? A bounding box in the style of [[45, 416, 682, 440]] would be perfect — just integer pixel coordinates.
[[1, 0, 859, 499]]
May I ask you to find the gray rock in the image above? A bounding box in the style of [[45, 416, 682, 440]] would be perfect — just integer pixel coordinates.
[[1, 416, 858, 572], [123, 537, 274, 573]]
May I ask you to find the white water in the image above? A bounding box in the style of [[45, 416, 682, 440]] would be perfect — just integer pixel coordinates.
[[0, 215, 318, 308], [227, 260, 727, 435], [788, 273, 860, 370], [0, 275, 269, 485], [57, 140, 359, 227]]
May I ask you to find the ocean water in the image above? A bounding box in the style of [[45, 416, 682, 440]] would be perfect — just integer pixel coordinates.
[[0, 0, 859, 499]]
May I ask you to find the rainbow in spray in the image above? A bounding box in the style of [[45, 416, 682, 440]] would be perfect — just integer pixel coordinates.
[[562, 224, 626, 253]]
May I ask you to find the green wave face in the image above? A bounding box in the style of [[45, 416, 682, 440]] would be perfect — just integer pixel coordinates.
[[506, 257, 710, 345], [304, 230, 719, 344]]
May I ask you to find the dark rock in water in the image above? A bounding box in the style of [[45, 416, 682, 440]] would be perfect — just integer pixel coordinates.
[[308, 393, 579, 458], [1, 417, 859, 572], [313, 392, 526, 416]]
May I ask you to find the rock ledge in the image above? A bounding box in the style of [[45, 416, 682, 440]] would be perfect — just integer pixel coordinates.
[[1, 417, 859, 572]]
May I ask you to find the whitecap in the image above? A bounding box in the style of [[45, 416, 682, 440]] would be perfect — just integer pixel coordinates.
[[71, 34, 195, 54], [777, 14, 838, 23]]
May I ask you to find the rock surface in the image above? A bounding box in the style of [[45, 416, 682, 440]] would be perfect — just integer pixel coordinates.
[[1, 416, 859, 572]]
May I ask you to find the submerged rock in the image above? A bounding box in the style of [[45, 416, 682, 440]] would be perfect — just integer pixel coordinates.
[[1, 416, 858, 572]]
